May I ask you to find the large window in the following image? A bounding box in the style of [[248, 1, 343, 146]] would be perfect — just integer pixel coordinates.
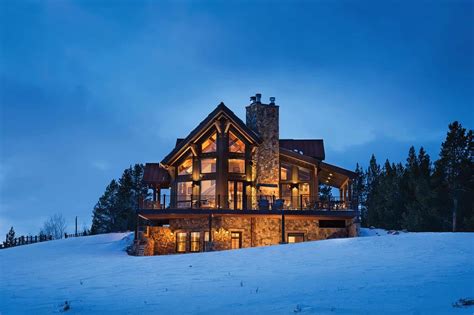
[[201, 180, 216, 208], [176, 232, 187, 252], [229, 131, 245, 153], [287, 233, 304, 243], [201, 133, 217, 153], [228, 159, 245, 173], [231, 232, 242, 249], [178, 156, 193, 175], [201, 158, 216, 173], [281, 164, 292, 181], [177, 181, 192, 208], [298, 167, 311, 181], [190, 232, 200, 252]]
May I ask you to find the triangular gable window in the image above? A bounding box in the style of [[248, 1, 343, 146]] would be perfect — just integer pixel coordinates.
[[201, 133, 217, 153], [178, 155, 193, 175], [229, 131, 245, 153]]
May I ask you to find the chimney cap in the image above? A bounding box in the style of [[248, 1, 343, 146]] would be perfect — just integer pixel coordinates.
[[255, 93, 262, 103], [269, 97, 276, 104], [250, 96, 256, 102]]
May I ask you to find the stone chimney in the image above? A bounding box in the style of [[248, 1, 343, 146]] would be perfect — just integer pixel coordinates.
[[246, 94, 279, 196]]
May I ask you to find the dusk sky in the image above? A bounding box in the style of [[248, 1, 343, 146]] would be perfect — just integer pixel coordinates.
[[1, 0, 473, 235]]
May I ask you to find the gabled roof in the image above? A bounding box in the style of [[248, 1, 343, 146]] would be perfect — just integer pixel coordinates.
[[161, 103, 260, 165], [279, 139, 325, 160], [143, 163, 171, 187]]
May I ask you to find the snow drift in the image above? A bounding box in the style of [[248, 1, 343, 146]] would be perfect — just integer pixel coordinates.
[[1, 230, 473, 314]]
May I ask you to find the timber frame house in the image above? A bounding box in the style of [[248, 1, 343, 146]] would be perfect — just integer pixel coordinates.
[[135, 93, 359, 255]]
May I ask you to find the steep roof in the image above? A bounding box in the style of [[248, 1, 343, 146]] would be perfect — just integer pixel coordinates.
[[161, 103, 260, 165], [279, 139, 325, 161]]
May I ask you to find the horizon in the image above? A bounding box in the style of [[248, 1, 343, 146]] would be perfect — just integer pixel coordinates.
[[1, 0, 473, 235]]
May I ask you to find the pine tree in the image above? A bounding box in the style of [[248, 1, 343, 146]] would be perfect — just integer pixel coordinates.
[[365, 154, 381, 227], [91, 179, 119, 234], [353, 163, 366, 211], [433, 121, 473, 231], [6, 226, 15, 247], [402, 147, 436, 231], [318, 183, 333, 201]]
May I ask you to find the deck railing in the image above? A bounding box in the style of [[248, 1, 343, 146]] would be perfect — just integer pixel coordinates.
[[139, 194, 355, 211]]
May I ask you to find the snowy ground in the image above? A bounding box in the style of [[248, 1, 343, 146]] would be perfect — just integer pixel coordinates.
[[1, 230, 473, 314]]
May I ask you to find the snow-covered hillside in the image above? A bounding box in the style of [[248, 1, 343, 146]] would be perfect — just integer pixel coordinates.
[[1, 231, 473, 314]]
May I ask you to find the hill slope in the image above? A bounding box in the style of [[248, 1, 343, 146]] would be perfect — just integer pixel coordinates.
[[1, 231, 473, 314]]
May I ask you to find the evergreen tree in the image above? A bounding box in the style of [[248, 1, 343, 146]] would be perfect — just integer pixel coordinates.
[[352, 163, 366, 211], [90, 164, 148, 234], [91, 179, 119, 234], [433, 122, 473, 231], [318, 183, 333, 201], [6, 226, 15, 246], [115, 168, 135, 232], [402, 147, 436, 231], [365, 154, 381, 227]]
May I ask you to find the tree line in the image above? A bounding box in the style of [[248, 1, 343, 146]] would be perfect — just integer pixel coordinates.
[[353, 121, 473, 232]]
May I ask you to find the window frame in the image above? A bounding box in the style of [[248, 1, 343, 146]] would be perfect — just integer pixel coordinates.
[[190, 232, 201, 252], [176, 232, 187, 253], [201, 158, 217, 174], [228, 158, 245, 174], [228, 131, 246, 153]]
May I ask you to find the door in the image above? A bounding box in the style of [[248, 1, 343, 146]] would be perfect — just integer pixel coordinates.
[[231, 232, 242, 249], [228, 181, 244, 210]]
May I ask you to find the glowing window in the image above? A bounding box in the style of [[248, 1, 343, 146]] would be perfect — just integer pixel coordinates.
[[177, 181, 192, 208], [190, 232, 200, 252], [281, 164, 292, 181], [229, 131, 245, 153], [287, 233, 304, 243], [178, 156, 193, 175], [201, 133, 217, 153], [228, 159, 245, 173], [201, 158, 216, 173], [201, 180, 216, 208], [176, 232, 187, 253]]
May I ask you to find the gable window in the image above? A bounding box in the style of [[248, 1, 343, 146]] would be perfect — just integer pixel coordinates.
[[228, 159, 245, 173], [298, 167, 311, 181], [201, 132, 217, 153], [201, 158, 216, 173], [281, 164, 292, 181], [190, 232, 200, 252], [200, 180, 216, 208], [287, 233, 304, 243], [229, 131, 245, 153], [176, 232, 187, 253], [178, 155, 193, 175]]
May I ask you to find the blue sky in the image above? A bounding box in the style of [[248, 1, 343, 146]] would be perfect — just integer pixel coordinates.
[[1, 0, 473, 235]]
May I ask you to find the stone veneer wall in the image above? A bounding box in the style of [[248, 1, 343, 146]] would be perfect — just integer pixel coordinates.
[[145, 216, 357, 255], [246, 102, 280, 196]]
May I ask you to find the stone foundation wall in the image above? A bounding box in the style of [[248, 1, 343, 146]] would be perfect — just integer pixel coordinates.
[[144, 216, 356, 255]]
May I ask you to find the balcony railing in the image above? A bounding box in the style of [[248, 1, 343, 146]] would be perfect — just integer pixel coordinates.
[[139, 194, 356, 211]]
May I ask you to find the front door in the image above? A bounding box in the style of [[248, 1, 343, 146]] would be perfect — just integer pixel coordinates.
[[228, 181, 244, 210], [231, 232, 242, 249]]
